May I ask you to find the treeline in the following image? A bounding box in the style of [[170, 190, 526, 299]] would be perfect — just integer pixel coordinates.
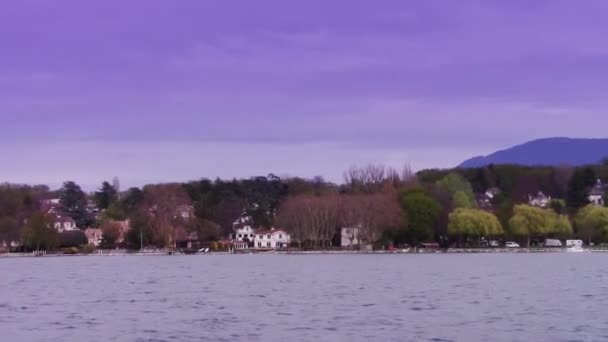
[[1, 163, 608, 251]]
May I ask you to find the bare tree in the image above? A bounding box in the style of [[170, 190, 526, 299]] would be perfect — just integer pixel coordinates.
[[339, 186, 404, 248], [141, 184, 192, 247], [275, 194, 341, 248]]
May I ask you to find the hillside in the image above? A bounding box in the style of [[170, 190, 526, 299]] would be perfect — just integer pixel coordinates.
[[459, 138, 608, 168]]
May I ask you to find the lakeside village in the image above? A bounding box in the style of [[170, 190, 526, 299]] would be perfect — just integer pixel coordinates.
[[2, 163, 608, 256]]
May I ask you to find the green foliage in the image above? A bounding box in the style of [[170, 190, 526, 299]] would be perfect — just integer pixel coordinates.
[[549, 199, 566, 215], [95, 181, 118, 210], [453, 191, 474, 209], [436, 173, 476, 208], [567, 168, 594, 209], [399, 190, 442, 242], [82, 244, 96, 254], [58, 181, 90, 227], [448, 208, 503, 239], [575, 205, 608, 243], [508, 204, 572, 245], [0, 216, 20, 244], [21, 213, 59, 251]]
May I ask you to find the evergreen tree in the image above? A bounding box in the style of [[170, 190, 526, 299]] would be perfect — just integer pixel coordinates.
[[58, 181, 90, 228]]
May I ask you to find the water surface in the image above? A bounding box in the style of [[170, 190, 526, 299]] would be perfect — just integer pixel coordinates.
[[1, 254, 606, 342]]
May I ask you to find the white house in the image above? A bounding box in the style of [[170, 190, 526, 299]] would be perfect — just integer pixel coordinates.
[[588, 179, 606, 206], [84, 228, 103, 246], [232, 215, 256, 243], [53, 216, 77, 232], [341, 227, 360, 247], [254, 229, 290, 249], [528, 191, 551, 208]]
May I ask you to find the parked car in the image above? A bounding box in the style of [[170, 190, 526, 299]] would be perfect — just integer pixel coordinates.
[[544, 239, 562, 247], [505, 242, 520, 248], [489, 240, 500, 247]]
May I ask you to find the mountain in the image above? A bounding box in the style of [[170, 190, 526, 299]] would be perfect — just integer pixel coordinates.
[[459, 138, 608, 168]]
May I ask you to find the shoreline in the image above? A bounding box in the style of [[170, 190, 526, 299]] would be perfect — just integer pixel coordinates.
[[2, 248, 606, 258]]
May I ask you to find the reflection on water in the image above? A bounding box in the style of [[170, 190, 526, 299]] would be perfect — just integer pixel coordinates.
[[1, 254, 607, 342]]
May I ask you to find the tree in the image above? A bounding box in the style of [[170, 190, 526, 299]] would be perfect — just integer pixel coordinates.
[[508, 204, 572, 246], [21, 213, 58, 251], [100, 220, 122, 248], [436, 173, 476, 208], [399, 189, 442, 243], [549, 199, 566, 215], [58, 230, 88, 248], [340, 187, 404, 248], [575, 205, 608, 244], [448, 208, 503, 246], [58, 181, 90, 227], [120, 187, 144, 215], [0, 216, 20, 246], [567, 170, 591, 210], [95, 181, 118, 210], [275, 194, 341, 248], [140, 184, 192, 247]]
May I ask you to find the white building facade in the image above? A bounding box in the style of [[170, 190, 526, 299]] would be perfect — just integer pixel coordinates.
[[254, 229, 290, 249]]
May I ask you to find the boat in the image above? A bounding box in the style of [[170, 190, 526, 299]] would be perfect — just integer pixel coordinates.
[[566, 246, 585, 253]]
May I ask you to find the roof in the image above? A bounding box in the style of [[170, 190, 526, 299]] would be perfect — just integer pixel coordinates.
[[55, 216, 75, 224], [589, 179, 606, 196], [255, 229, 288, 235]]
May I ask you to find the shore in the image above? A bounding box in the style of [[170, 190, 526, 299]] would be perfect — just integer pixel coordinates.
[[2, 247, 607, 257]]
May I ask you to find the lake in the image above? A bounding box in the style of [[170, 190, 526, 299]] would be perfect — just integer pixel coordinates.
[[1, 253, 607, 342]]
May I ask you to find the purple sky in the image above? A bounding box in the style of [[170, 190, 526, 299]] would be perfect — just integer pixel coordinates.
[[2, 1, 608, 189]]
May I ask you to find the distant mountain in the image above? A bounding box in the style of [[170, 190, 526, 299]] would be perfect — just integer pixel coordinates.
[[459, 138, 608, 168]]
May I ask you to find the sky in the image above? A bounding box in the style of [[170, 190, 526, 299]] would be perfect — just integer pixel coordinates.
[[2, 0, 608, 189]]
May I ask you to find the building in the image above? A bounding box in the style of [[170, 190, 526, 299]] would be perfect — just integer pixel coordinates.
[[476, 187, 502, 210], [528, 191, 551, 208], [232, 215, 256, 244], [254, 229, 290, 249], [341, 227, 360, 247], [84, 228, 103, 246], [53, 216, 77, 232], [588, 179, 606, 206]]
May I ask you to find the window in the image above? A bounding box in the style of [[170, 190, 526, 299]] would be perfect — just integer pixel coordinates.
[[250, 234, 254, 238], [267, 234, 271, 239], [279, 234, 282, 239], [258, 235, 262, 239], [238, 234, 242, 238], [267, 242, 271, 248], [258, 242, 261, 247]]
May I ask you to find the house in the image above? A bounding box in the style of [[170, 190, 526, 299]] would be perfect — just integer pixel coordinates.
[[476, 187, 502, 210], [253, 229, 290, 249], [53, 216, 77, 232], [528, 191, 551, 208], [84, 228, 103, 246], [41, 200, 62, 216], [232, 215, 256, 244], [174, 230, 199, 249], [588, 179, 606, 206], [341, 227, 360, 247]]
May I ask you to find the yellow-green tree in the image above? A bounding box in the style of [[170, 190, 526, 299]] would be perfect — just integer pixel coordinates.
[[509, 204, 572, 246], [575, 205, 608, 244], [448, 208, 503, 246]]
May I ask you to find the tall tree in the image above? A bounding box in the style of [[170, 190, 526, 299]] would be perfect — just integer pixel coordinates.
[[399, 189, 442, 243], [95, 181, 118, 210], [21, 213, 58, 251], [58, 181, 90, 228], [567, 170, 591, 209], [448, 208, 503, 246], [575, 205, 608, 244]]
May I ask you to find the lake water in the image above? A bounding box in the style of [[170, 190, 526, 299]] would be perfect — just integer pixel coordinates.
[[1, 253, 607, 342]]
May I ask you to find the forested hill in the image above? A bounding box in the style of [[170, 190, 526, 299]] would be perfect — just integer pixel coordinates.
[[459, 138, 608, 168]]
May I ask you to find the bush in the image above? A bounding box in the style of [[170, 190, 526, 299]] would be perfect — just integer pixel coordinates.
[[59, 230, 88, 248], [82, 244, 96, 254], [62, 247, 79, 254]]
